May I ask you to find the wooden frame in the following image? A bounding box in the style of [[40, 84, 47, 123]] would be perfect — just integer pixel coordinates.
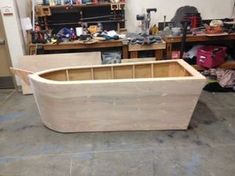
[[29, 59, 206, 133]]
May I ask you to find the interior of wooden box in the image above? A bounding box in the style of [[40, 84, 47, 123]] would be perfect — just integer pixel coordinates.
[[40, 62, 192, 81]]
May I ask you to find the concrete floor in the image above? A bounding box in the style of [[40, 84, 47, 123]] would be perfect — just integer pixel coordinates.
[[0, 89, 234, 176]]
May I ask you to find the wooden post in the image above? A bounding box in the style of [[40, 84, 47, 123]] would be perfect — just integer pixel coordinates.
[[166, 43, 172, 59], [155, 50, 163, 60], [130, 51, 138, 58], [122, 45, 129, 59]]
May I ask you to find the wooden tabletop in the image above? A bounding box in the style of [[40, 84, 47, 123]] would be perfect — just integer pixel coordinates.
[[29, 40, 126, 51], [163, 33, 235, 43]]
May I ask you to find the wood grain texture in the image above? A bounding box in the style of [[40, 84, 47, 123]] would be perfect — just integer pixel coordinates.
[[29, 60, 206, 133], [19, 52, 102, 94]]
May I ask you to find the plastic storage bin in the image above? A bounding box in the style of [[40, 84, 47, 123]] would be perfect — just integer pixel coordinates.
[[197, 46, 226, 68]]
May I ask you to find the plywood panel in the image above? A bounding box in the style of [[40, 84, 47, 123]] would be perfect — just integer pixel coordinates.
[[42, 70, 67, 81], [94, 67, 112, 80], [153, 63, 169, 77], [113, 65, 133, 79], [68, 68, 92, 81], [18, 52, 101, 94], [29, 75, 206, 132], [168, 63, 191, 77], [135, 64, 152, 78], [29, 60, 206, 132]]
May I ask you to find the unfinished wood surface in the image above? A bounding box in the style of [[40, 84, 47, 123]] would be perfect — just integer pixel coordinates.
[[18, 52, 101, 94], [29, 59, 206, 133]]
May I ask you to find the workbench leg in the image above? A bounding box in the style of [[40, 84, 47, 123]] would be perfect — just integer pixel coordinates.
[[122, 45, 129, 59], [29, 46, 37, 55], [155, 50, 163, 60], [166, 43, 172, 59], [130, 51, 138, 58]]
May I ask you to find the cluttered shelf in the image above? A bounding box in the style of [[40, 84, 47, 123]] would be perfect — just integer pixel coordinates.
[[35, 2, 126, 13], [35, 1, 126, 33], [37, 3, 113, 9]]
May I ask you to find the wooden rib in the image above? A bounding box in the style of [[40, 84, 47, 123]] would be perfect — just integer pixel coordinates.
[[151, 63, 154, 78], [65, 69, 70, 81], [111, 66, 114, 79], [91, 68, 94, 80], [132, 65, 135, 78]]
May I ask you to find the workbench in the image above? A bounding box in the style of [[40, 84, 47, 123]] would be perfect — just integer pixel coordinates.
[[164, 33, 235, 59], [128, 41, 166, 60], [29, 39, 167, 60], [29, 40, 129, 58]]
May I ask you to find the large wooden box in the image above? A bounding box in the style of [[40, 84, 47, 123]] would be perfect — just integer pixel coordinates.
[[29, 59, 206, 133]]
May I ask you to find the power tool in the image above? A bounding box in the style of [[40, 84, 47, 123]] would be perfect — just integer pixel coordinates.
[[136, 8, 157, 36]]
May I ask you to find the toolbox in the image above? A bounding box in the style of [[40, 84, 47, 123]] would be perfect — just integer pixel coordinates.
[[197, 46, 227, 68]]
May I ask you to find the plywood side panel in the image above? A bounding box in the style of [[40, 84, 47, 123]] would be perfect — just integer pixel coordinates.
[[42, 70, 67, 81], [113, 66, 133, 79], [94, 67, 112, 80], [20, 52, 102, 72], [68, 69, 92, 81], [153, 63, 169, 77], [135, 64, 152, 78], [29, 77, 206, 132], [168, 63, 191, 77]]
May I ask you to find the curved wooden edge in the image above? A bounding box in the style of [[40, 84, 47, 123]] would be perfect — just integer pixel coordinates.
[[29, 59, 206, 85], [34, 59, 180, 75]]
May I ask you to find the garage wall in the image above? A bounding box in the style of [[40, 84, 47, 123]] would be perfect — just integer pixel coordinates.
[[15, 0, 32, 45], [0, 0, 25, 68], [126, 0, 235, 32]]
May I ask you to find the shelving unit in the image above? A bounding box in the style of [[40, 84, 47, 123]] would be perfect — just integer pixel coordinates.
[[35, 2, 126, 33]]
